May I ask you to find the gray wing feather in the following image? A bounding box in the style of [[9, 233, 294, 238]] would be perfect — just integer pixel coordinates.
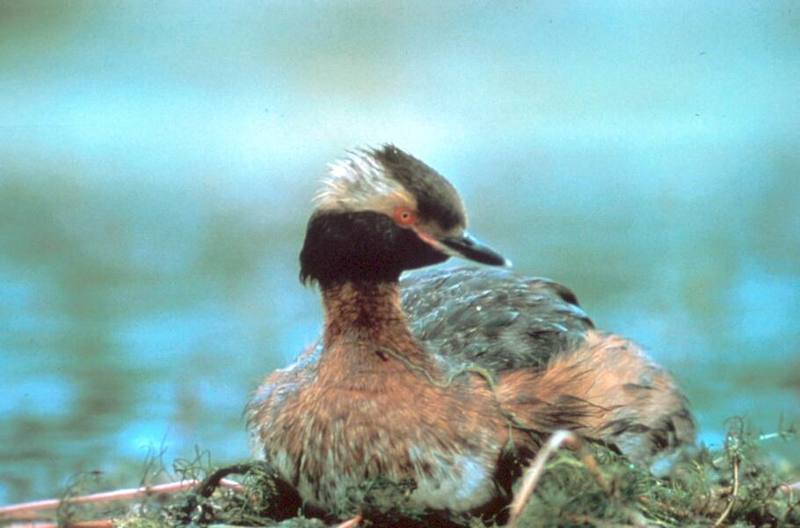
[[400, 266, 594, 372]]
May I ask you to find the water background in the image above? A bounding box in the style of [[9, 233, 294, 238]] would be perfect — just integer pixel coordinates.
[[1, 2, 799, 503]]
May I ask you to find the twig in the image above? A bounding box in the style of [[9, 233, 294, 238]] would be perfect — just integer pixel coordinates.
[[506, 430, 607, 527], [335, 513, 363, 527], [176, 462, 258, 524], [0, 479, 242, 521], [712, 453, 740, 527], [191, 463, 252, 500]]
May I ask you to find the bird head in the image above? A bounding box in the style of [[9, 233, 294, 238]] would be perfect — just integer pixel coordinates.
[[300, 145, 509, 286]]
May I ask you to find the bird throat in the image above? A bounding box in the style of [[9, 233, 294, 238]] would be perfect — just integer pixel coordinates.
[[319, 280, 437, 377]]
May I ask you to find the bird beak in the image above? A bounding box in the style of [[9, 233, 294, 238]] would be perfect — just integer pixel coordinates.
[[439, 232, 511, 267]]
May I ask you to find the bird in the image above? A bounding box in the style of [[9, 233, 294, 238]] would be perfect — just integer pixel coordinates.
[[246, 145, 695, 526]]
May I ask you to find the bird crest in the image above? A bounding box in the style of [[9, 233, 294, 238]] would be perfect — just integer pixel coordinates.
[[313, 147, 415, 213]]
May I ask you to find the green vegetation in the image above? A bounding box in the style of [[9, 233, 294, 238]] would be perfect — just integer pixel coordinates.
[[18, 420, 796, 528]]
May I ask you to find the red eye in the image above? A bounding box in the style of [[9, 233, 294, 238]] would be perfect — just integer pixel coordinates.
[[393, 207, 416, 226]]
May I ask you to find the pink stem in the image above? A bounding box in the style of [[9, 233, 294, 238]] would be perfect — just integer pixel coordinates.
[[507, 430, 581, 527], [0, 479, 243, 520], [780, 481, 800, 493], [7, 521, 114, 528], [335, 514, 363, 528]]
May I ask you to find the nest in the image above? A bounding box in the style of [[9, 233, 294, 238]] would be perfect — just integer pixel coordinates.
[[2, 420, 798, 528]]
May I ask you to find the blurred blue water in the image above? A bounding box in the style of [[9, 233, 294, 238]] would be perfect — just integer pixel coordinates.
[[1, 1, 799, 504]]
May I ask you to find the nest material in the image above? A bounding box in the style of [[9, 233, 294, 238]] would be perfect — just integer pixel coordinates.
[[3, 422, 798, 528]]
